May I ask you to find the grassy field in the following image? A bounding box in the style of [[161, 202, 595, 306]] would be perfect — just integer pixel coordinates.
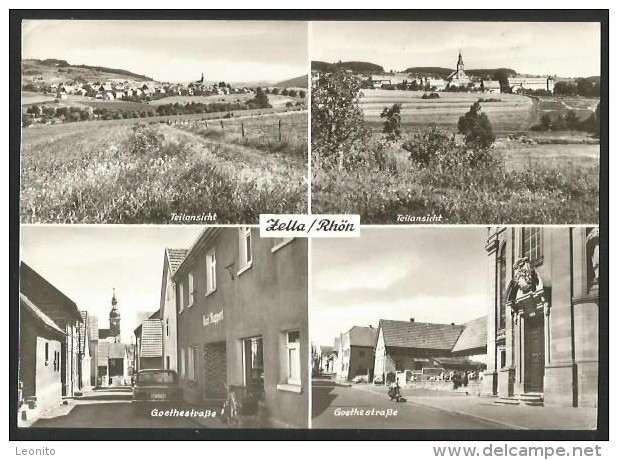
[[150, 93, 304, 109], [179, 111, 308, 159], [21, 120, 307, 223], [21, 91, 57, 105], [360, 89, 535, 134]]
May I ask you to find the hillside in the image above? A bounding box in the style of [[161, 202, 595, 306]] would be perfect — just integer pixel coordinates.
[[312, 61, 384, 73], [274, 74, 308, 88], [21, 59, 154, 83]]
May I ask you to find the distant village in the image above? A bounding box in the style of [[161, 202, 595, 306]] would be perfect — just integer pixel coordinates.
[[26, 72, 253, 102], [312, 51, 556, 94]]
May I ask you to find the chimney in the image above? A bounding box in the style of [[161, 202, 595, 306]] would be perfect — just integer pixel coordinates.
[[410, 318, 415, 323]]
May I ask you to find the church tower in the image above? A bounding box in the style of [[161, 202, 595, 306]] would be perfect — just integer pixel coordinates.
[[456, 50, 465, 79], [200, 73, 204, 84], [109, 288, 121, 340]]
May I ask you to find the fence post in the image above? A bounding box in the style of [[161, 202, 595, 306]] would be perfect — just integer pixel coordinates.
[[221, 120, 224, 130], [278, 119, 282, 142], [241, 122, 245, 139]]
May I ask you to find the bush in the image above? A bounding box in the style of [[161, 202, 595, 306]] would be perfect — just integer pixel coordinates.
[[421, 92, 440, 99], [380, 103, 402, 140], [457, 101, 496, 149]]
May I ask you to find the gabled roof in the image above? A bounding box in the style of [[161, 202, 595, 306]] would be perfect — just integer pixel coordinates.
[[451, 316, 487, 353], [98, 342, 127, 365], [166, 248, 188, 274], [348, 326, 378, 347], [20, 293, 65, 336], [140, 319, 163, 358], [379, 319, 464, 351], [20, 262, 83, 323], [88, 315, 99, 341]]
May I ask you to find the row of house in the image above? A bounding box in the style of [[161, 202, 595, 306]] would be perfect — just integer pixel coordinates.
[[328, 316, 487, 385], [132, 229, 309, 428], [313, 51, 554, 94], [18, 264, 132, 422]]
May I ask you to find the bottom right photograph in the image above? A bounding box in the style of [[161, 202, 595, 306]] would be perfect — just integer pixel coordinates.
[[311, 226, 600, 430]]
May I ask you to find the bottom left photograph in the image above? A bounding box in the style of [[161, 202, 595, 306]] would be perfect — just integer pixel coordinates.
[[17, 225, 309, 429]]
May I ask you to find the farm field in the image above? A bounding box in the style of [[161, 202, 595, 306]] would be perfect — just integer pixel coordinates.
[[21, 91, 57, 105], [150, 93, 304, 109], [20, 116, 307, 224], [360, 89, 535, 133]]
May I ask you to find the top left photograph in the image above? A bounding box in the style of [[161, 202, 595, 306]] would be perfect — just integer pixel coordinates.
[[19, 20, 309, 224]]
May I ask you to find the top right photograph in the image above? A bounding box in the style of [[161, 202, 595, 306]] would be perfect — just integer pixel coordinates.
[[310, 21, 601, 224]]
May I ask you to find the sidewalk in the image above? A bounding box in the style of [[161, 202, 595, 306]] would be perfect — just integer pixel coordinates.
[[18, 398, 76, 428], [349, 384, 597, 430]]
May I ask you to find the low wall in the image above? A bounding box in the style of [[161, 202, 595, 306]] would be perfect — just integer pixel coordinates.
[[407, 380, 482, 394]]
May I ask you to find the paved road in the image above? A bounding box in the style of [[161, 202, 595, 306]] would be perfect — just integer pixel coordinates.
[[312, 379, 507, 429], [31, 388, 206, 429]]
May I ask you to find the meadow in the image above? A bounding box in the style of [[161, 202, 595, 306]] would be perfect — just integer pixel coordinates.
[[20, 118, 307, 224], [360, 89, 535, 133]]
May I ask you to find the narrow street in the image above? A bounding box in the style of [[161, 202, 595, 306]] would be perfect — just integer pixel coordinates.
[[30, 387, 211, 429], [311, 378, 512, 430]]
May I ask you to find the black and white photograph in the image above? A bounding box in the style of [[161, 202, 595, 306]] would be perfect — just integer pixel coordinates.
[[18, 225, 309, 429], [310, 22, 601, 224], [20, 20, 309, 224], [311, 227, 599, 429]]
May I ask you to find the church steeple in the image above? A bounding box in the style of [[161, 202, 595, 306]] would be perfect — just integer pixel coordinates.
[[457, 49, 464, 71], [109, 288, 120, 339]]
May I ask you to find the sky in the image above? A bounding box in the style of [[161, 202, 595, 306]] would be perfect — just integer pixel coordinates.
[[20, 225, 203, 344], [311, 227, 488, 347], [311, 22, 601, 78], [22, 20, 308, 83]]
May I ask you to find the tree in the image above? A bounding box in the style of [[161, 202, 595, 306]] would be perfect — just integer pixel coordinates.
[[493, 69, 512, 93], [251, 87, 271, 109], [311, 69, 369, 171], [457, 101, 495, 150], [298, 90, 306, 98], [380, 103, 402, 140], [565, 110, 579, 131]]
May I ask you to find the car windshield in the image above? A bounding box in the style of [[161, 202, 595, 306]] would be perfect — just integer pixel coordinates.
[[136, 371, 178, 385]]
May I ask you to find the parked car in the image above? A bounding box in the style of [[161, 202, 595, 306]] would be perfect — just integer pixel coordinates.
[[352, 375, 364, 384], [132, 369, 183, 414], [373, 375, 384, 385]]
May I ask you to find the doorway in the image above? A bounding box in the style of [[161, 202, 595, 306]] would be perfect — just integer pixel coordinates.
[[524, 314, 545, 393]]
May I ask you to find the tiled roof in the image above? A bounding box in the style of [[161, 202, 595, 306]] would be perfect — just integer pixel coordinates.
[[88, 316, 99, 341], [78, 311, 89, 354], [20, 293, 65, 336], [140, 319, 163, 358], [348, 326, 378, 347], [166, 248, 188, 274], [379, 319, 465, 351], [451, 316, 487, 353]]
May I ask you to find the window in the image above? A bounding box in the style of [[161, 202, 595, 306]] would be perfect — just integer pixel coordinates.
[[285, 331, 301, 385], [188, 272, 194, 307], [45, 342, 49, 366], [271, 237, 294, 253], [206, 249, 216, 295], [522, 227, 543, 265], [500, 349, 507, 369], [498, 245, 507, 330], [238, 227, 253, 274], [165, 318, 169, 337], [178, 281, 184, 313], [54, 351, 59, 371], [242, 336, 264, 389]]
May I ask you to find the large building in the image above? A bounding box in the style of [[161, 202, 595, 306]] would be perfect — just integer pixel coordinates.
[[447, 50, 471, 87], [508, 76, 555, 93], [482, 227, 599, 407], [373, 317, 487, 383], [175, 228, 308, 428]]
